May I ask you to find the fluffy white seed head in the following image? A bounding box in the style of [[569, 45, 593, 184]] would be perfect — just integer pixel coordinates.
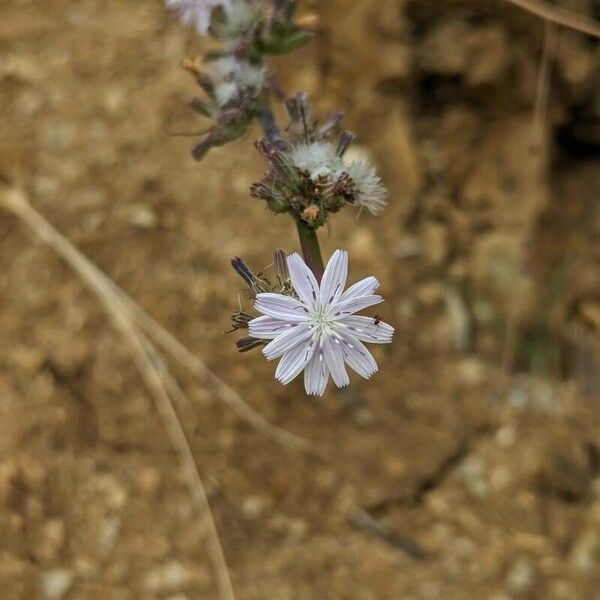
[[208, 56, 238, 77], [214, 81, 239, 105], [288, 141, 342, 181], [166, 0, 230, 35], [234, 61, 266, 89], [288, 141, 388, 214], [345, 158, 387, 215], [220, 0, 260, 41], [208, 57, 266, 106]]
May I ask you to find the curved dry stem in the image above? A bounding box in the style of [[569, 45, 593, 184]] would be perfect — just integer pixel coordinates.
[[503, 0, 600, 38], [532, 21, 558, 146], [0, 186, 236, 600], [1, 186, 312, 453], [113, 320, 236, 600], [502, 23, 558, 374], [114, 289, 315, 454]]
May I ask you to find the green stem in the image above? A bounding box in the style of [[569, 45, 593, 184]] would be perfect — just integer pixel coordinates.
[[295, 219, 325, 282]]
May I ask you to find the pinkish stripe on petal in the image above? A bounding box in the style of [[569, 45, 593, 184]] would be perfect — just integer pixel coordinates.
[[262, 325, 313, 361], [275, 338, 315, 385], [320, 249, 348, 305], [304, 343, 328, 396], [248, 315, 295, 340], [323, 336, 350, 388], [339, 276, 379, 303], [332, 294, 384, 318], [287, 253, 319, 309], [255, 293, 310, 321], [337, 331, 378, 379]]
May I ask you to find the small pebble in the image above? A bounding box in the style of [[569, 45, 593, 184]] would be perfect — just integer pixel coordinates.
[[242, 495, 266, 519], [40, 569, 74, 600], [127, 204, 158, 229], [505, 556, 536, 595], [144, 561, 192, 594]]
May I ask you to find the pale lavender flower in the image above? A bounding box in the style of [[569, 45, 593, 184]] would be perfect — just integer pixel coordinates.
[[166, 0, 230, 35], [249, 250, 394, 396]]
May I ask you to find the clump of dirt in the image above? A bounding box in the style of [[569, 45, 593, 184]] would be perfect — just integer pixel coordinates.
[[0, 0, 599, 598]]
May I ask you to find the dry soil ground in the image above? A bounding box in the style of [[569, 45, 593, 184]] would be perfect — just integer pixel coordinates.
[[1, 0, 599, 599]]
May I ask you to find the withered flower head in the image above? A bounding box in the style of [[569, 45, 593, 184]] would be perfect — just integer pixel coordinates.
[[250, 111, 387, 226], [166, 0, 231, 35], [188, 56, 267, 159]]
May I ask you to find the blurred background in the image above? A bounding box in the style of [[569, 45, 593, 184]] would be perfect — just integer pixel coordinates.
[[1, 0, 599, 598]]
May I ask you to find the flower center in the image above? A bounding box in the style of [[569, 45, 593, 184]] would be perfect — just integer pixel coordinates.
[[311, 304, 335, 335]]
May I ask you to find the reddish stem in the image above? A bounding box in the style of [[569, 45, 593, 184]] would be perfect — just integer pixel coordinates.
[[296, 219, 325, 282]]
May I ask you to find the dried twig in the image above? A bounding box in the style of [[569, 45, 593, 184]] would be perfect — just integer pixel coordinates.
[[503, 0, 600, 38], [1, 186, 312, 453], [0, 186, 236, 600], [349, 509, 427, 560], [113, 287, 315, 454], [501, 22, 558, 374], [532, 21, 559, 146]]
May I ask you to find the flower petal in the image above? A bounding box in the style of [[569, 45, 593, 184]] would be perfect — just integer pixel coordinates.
[[248, 315, 297, 340], [275, 338, 315, 385], [332, 294, 384, 318], [323, 336, 350, 388], [320, 250, 348, 305], [303, 346, 329, 396], [255, 292, 310, 321], [340, 276, 379, 302], [337, 332, 378, 379], [287, 253, 320, 308], [338, 316, 394, 344], [262, 325, 313, 361]]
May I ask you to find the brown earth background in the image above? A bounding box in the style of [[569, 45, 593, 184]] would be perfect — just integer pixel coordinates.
[[1, 0, 600, 598]]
